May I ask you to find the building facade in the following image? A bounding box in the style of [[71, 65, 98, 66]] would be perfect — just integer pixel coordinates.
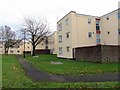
[[57, 9, 120, 62], [48, 31, 57, 54], [8, 41, 32, 54], [0, 42, 4, 54]]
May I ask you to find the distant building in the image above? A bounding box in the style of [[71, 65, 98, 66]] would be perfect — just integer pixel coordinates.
[[47, 31, 57, 54], [0, 41, 4, 54], [57, 9, 119, 62]]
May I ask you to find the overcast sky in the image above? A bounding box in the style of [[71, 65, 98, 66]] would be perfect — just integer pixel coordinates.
[[0, 0, 119, 32]]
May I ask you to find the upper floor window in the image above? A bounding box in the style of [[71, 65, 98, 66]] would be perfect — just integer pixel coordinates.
[[17, 46, 20, 48], [0, 46, 2, 48], [107, 31, 110, 34], [66, 32, 70, 38], [58, 23, 62, 30], [88, 32, 92, 38], [66, 18, 69, 25], [118, 13, 120, 19], [106, 17, 109, 20], [118, 29, 120, 35], [88, 19, 91, 24], [96, 26, 100, 30], [96, 20, 99, 25], [59, 35, 62, 43]]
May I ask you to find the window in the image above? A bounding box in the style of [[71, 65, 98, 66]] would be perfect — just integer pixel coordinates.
[[27, 42, 29, 44], [0, 46, 2, 48], [96, 20, 99, 25], [96, 26, 100, 30], [118, 29, 120, 35], [11, 46, 14, 48], [118, 13, 120, 19], [88, 18, 91, 24], [10, 50, 14, 53], [96, 34, 100, 39], [66, 18, 69, 25], [88, 32, 92, 38], [96, 39, 100, 44], [66, 32, 70, 38], [27, 47, 29, 48], [58, 23, 62, 30], [17, 46, 19, 48], [59, 47, 62, 54], [17, 51, 20, 53], [106, 17, 109, 20], [59, 35, 62, 43], [66, 46, 70, 52], [107, 31, 110, 34]]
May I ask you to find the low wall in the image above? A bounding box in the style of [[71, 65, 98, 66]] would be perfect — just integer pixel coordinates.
[[35, 49, 50, 54], [74, 45, 119, 63]]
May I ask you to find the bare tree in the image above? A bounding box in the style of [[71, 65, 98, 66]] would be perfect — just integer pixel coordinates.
[[0, 25, 22, 54], [21, 17, 50, 56]]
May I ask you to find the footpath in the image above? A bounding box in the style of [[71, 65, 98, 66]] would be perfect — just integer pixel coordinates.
[[16, 55, 120, 82]]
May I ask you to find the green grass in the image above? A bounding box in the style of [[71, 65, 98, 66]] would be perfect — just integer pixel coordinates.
[[2, 54, 120, 88], [2, 54, 33, 88], [26, 54, 119, 75]]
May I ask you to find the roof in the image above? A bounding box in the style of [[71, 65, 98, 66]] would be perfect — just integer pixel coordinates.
[[57, 8, 119, 23], [100, 8, 119, 17]]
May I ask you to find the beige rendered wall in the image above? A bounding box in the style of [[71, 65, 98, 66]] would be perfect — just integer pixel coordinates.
[[100, 10, 118, 45], [48, 31, 57, 54], [8, 41, 32, 54], [0, 44, 4, 54], [8, 45, 23, 54], [57, 11, 73, 58], [74, 15, 97, 47], [36, 41, 46, 49], [57, 11, 98, 58]]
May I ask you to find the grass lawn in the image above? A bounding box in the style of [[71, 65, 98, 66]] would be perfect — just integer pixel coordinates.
[[2, 54, 120, 88], [2, 54, 33, 88], [26, 54, 119, 75]]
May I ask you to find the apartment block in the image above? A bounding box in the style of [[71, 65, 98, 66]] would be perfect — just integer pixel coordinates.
[[8, 41, 32, 54], [0, 42, 4, 54], [57, 9, 120, 63], [48, 31, 57, 54]]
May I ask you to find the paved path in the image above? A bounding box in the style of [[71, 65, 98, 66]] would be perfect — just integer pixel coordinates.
[[16, 55, 120, 82]]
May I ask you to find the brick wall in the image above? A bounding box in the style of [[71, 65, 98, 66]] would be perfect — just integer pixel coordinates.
[[74, 45, 119, 63]]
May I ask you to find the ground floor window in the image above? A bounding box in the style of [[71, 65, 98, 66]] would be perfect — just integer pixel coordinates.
[[66, 46, 70, 52], [10, 50, 14, 53], [17, 50, 20, 53], [59, 47, 62, 54]]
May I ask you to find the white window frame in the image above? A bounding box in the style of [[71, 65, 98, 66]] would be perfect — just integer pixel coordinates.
[[58, 23, 62, 30], [59, 35, 62, 43], [66, 32, 70, 38], [59, 47, 62, 54], [88, 32, 92, 38], [66, 46, 70, 52], [88, 18, 91, 24]]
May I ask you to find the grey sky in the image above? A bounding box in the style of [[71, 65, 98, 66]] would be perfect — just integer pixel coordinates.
[[0, 0, 119, 32]]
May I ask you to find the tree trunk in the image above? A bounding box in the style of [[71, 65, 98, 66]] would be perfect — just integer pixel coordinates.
[[32, 45, 35, 56], [5, 47, 8, 54]]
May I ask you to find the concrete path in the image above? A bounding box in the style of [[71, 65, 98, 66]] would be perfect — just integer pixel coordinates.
[[16, 55, 120, 82]]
